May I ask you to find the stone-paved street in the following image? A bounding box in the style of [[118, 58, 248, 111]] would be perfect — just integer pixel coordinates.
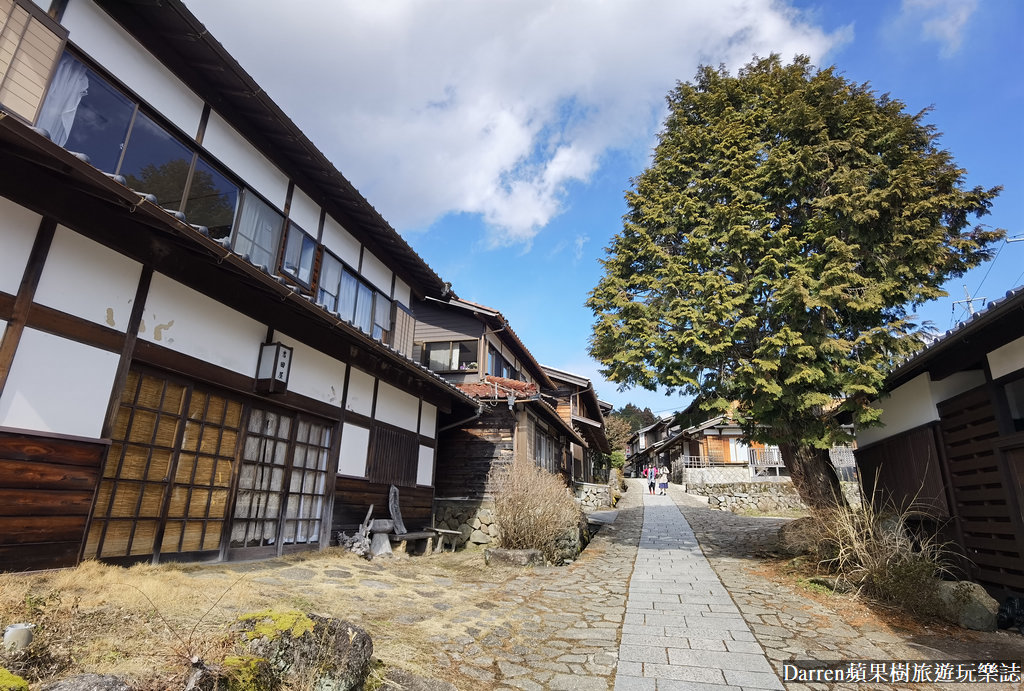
[[176, 478, 1024, 690]]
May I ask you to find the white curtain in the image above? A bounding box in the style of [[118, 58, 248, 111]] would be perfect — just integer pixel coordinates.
[[36, 53, 88, 146], [235, 193, 282, 269]]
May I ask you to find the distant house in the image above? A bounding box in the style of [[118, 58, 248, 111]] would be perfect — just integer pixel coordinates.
[[541, 365, 612, 484], [412, 297, 584, 547], [0, 0, 476, 571], [855, 287, 1024, 600], [626, 417, 678, 475]]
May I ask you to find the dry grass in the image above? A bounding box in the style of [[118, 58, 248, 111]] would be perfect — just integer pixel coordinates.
[[489, 460, 583, 563], [813, 498, 955, 613], [0, 548, 531, 689]]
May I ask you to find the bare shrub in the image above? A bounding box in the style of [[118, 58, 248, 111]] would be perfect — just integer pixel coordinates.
[[815, 496, 955, 614], [489, 460, 583, 563]]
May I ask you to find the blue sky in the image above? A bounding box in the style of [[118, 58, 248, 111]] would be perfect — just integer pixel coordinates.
[[191, 0, 1021, 416]]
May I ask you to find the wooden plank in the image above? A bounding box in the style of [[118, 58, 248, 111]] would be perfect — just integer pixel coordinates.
[[0, 541, 80, 571], [0, 458, 99, 490], [964, 535, 1021, 553], [0, 515, 86, 545], [969, 552, 1024, 570], [0, 433, 106, 465], [960, 519, 1018, 536], [945, 452, 999, 473], [955, 504, 1012, 519], [973, 567, 1024, 591], [952, 487, 1011, 503], [0, 488, 94, 516]]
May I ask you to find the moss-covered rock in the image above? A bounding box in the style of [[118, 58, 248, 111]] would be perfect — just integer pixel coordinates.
[[0, 668, 28, 691], [220, 611, 372, 691]]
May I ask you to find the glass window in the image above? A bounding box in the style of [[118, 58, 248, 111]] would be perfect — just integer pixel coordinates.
[[425, 343, 450, 372], [372, 293, 391, 342], [185, 157, 239, 240], [234, 190, 283, 270], [318, 252, 343, 311], [119, 110, 193, 209], [281, 222, 316, 285], [38, 52, 135, 172], [456, 341, 476, 370], [339, 269, 359, 321], [354, 281, 373, 334]]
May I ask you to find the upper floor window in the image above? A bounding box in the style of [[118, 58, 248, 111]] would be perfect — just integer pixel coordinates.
[[488, 346, 518, 380], [37, 51, 241, 229], [0, 0, 66, 123], [318, 252, 392, 344], [423, 341, 477, 373], [281, 221, 316, 286], [233, 191, 282, 270]]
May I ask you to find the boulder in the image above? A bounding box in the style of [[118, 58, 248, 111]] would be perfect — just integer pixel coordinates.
[[777, 516, 820, 557], [935, 581, 998, 632], [38, 675, 133, 691], [484, 548, 544, 567], [226, 611, 373, 690]]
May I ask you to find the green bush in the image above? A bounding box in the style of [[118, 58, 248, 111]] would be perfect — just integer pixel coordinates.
[[489, 460, 583, 563]]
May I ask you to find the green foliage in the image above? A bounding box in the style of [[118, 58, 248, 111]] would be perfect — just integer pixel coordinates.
[[609, 450, 626, 469], [235, 610, 315, 642], [588, 54, 1003, 449]]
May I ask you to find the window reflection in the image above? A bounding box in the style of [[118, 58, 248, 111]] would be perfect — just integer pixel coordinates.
[[38, 52, 134, 172], [186, 157, 239, 239], [120, 111, 193, 209]]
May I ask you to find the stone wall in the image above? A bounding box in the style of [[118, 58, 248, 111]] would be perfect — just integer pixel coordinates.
[[681, 466, 750, 485], [575, 482, 612, 512], [433, 498, 497, 549], [687, 481, 806, 513]]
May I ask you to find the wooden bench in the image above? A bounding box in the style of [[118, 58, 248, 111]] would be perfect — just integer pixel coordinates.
[[387, 530, 437, 555], [433, 528, 461, 553]]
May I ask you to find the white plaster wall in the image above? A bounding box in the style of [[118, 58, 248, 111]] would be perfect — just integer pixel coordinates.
[[201, 112, 289, 209], [345, 367, 375, 417], [419, 401, 437, 439], [988, 335, 1024, 380], [140, 272, 265, 376], [374, 381, 419, 431], [322, 217, 360, 268], [62, 0, 203, 138], [930, 369, 986, 406], [0, 196, 41, 295], [0, 327, 119, 437], [858, 374, 937, 447], [360, 250, 392, 295], [288, 188, 320, 235], [34, 226, 142, 331], [338, 423, 369, 477], [416, 444, 434, 486], [275, 333, 345, 407], [393, 277, 410, 307]]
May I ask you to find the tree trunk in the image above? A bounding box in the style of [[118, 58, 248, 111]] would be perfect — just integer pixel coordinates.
[[779, 442, 846, 511]]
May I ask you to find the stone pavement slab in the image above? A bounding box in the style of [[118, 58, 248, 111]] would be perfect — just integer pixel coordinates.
[[615, 488, 784, 691]]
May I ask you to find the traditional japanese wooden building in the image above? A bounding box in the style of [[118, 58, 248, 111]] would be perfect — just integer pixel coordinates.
[[855, 286, 1024, 599], [0, 0, 476, 571]]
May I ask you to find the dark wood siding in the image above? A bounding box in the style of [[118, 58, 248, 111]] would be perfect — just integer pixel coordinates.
[[854, 423, 950, 517], [435, 408, 515, 500], [938, 386, 1024, 596], [332, 477, 433, 531], [0, 431, 105, 571], [412, 301, 482, 343]]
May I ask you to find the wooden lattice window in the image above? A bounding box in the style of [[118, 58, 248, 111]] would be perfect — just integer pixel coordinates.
[[85, 370, 244, 561], [367, 425, 417, 486]]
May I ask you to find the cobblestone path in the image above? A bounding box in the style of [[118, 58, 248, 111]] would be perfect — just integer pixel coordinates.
[[667, 484, 1024, 691]]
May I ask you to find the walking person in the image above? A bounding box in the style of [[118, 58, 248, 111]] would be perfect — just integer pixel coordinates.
[[646, 465, 656, 495], [658, 465, 669, 495]]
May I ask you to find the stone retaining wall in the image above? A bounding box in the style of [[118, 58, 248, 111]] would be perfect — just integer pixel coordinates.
[[575, 482, 612, 512], [687, 481, 806, 513], [681, 466, 750, 485], [433, 499, 496, 549]]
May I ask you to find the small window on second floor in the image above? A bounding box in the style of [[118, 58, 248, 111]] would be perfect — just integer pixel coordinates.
[[424, 341, 477, 373], [233, 190, 283, 270], [185, 156, 239, 239], [318, 251, 343, 311], [281, 221, 316, 286]]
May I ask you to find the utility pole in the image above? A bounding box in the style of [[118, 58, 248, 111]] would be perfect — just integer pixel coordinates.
[[952, 284, 986, 318]]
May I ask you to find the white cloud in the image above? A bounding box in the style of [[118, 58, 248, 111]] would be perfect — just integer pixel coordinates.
[[188, 0, 842, 247], [901, 0, 978, 57]]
